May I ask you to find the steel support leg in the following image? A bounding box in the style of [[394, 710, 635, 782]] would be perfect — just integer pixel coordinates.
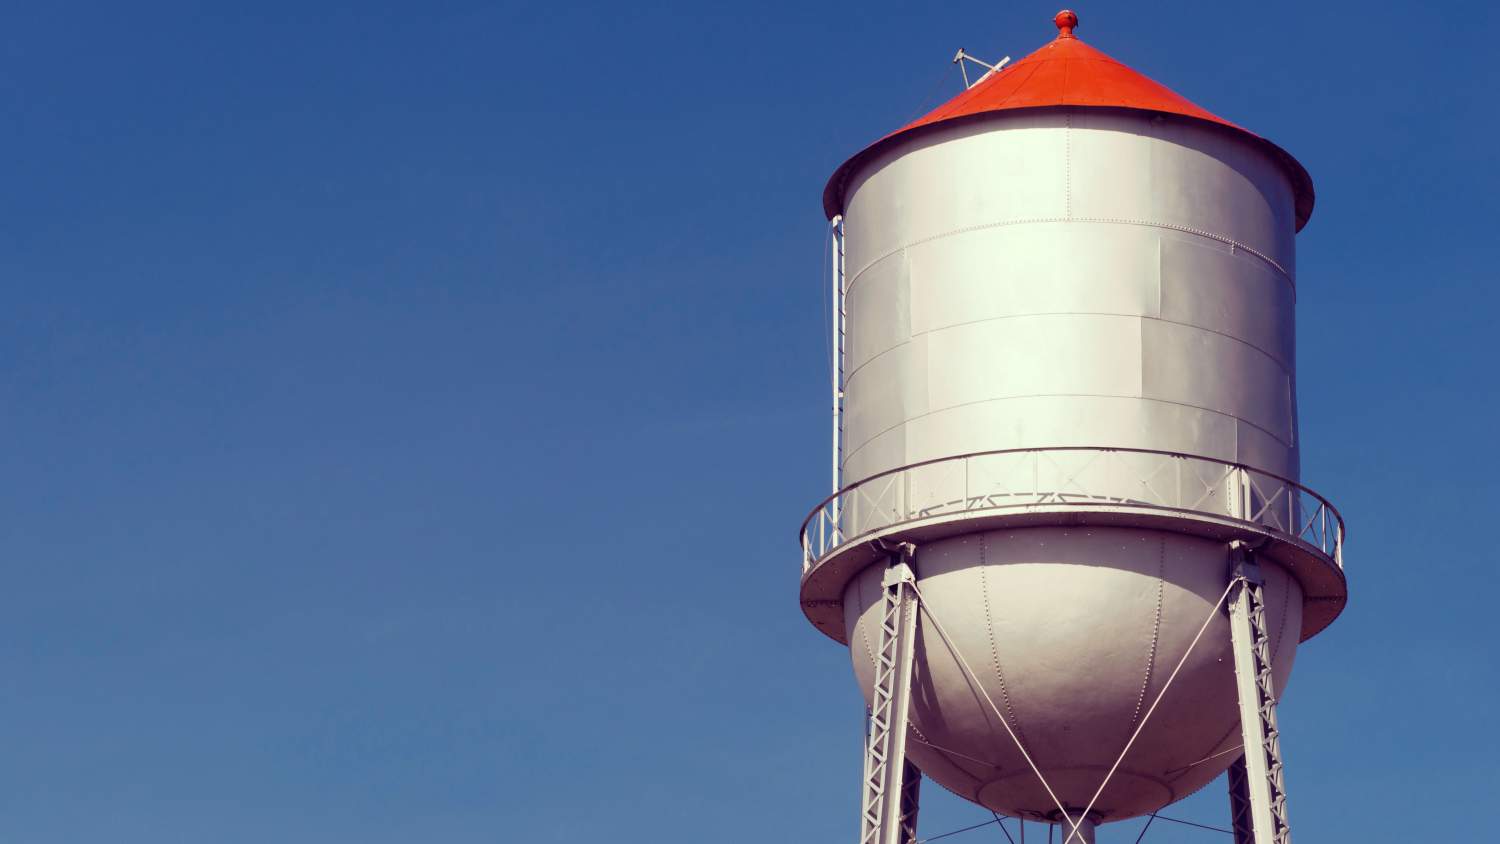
[[1057, 811, 1096, 844], [898, 758, 921, 844], [859, 546, 921, 844], [1226, 753, 1255, 844], [1227, 543, 1292, 844]]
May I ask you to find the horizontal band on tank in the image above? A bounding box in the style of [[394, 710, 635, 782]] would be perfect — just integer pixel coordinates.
[[824, 92, 1315, 235], [798, 446, 1346, 644], [843, 312, 1293, 388], [842, 224, 1297, 379], [841, 394, 1297, 471], [845, 217, 1293, 292]]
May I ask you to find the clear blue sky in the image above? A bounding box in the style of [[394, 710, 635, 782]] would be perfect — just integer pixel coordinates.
[[0, 1, 1493, 841]]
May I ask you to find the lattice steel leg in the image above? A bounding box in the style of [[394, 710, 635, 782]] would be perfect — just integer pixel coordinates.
[[859, 545, 920, 844], [1227, 753, 1255, 844], [1227, 542, 1292, 844], [898, 758, 921, 844]]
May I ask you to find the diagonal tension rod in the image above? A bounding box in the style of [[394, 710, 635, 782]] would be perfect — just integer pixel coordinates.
[[1065, 581, 1236, 842], [912, 579, 1235, 844]]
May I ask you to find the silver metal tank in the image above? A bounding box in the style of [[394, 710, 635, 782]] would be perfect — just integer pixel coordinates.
[[799, 13, 1347, 829], [840, 110, 1299, 487]]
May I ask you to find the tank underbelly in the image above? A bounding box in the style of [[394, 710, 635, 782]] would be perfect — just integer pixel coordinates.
[[843, 526, 1302, 821]]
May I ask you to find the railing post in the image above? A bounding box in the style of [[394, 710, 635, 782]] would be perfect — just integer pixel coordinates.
[[904, 467, 912, 520], [1174, 455, 1181, 508], [963, 456, 971, 511], [1244, 468, 1253, 521]]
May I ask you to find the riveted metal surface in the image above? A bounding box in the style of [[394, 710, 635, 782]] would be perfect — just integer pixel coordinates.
[[841, 527, 1302, 821], [841, 111, 1300, 488]]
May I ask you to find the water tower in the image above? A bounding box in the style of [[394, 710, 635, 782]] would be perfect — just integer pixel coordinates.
[[798, 11, 1346, 844]]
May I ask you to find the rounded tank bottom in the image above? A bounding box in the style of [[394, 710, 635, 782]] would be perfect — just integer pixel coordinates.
[[843, 525, 1302, 820]]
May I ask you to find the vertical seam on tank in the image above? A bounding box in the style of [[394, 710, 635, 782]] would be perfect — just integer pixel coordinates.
[[1064, 111, 1072, 219], [857, 568, 876, 670], [899, 555, 987, 798], [1286, 374, 1297, 447], [1129, 537, 1166, 729], [840, 392, 1295, 469], [978, 534, 1029, 749], [1269, 573, 1292, 671], [1154, 233, 1164, 319], [845, 312, 1294, 389], [843, 219, 1292, 289]]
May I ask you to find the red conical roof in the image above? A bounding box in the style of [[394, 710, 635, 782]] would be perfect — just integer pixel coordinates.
[[823, 10, 1315, 230]]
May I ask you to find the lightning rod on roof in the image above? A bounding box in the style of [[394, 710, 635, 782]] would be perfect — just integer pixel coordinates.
[[952, 48, 1011, 89]]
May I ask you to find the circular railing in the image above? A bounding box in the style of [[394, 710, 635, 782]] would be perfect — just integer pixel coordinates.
[[799, 446, 1344, 575]]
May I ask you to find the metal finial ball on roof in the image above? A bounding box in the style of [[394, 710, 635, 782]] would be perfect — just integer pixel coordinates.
[[1054, 9, 1079, 37]]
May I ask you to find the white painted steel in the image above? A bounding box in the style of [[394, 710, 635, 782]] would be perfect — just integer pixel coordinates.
[[840, 109, 1300, 489], [820, 107, 1321, 824]]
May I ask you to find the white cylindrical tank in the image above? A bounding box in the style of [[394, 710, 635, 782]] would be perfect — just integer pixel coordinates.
[[801, 11, 1347, 826], [840, 108, 1300, 488]]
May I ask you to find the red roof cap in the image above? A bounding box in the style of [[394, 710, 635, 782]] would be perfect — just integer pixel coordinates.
[[823, 11, 1315, 230]]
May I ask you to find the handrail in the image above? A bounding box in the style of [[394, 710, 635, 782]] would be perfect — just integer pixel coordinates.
[[799, 446, 1345, 575]]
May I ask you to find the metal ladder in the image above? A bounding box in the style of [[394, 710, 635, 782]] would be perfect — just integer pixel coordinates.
[[830, 215, 847, 526]]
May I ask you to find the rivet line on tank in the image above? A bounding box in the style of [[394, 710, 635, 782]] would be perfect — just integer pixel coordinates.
[[844, 217, 1291, 291]]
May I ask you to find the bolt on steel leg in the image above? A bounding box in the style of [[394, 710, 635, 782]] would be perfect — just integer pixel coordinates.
[[858, 545, 921, 844], [1226, 542, 1292, 844]]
